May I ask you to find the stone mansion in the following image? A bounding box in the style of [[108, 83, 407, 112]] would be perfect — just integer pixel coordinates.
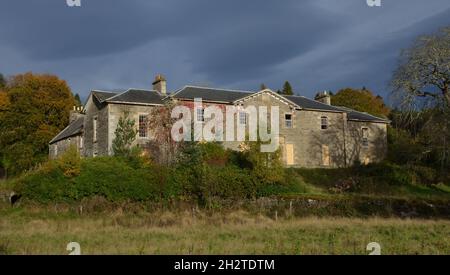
[[49, 75, 389, 168]]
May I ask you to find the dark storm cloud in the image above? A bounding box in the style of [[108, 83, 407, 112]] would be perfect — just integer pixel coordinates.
[[0, 0, 449, 101]]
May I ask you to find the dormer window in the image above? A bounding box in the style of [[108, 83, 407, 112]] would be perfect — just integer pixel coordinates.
[[321, 116, 328, 130]]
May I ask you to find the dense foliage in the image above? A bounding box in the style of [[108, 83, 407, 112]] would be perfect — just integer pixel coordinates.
[[14, 141, 299, 204], [331, 87, 390, 118], [0, 73, 76, 176]]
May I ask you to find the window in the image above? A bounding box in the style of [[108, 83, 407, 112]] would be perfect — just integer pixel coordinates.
[[285, 114, 293, 128], [362, 128, 369, 147], [93, 117, 98, 142], [54, 144, 58, 156], [239, 112, 247, 125], [80, 136, 83, 150], [139, 115, 148, 138], [321, 116, 328, 130], [196, 108, 204, 122]]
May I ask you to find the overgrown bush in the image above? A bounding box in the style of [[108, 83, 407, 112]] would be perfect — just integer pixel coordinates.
[[16, 154, 163, 203], [355, 162, 413, 186], [13, 139, 446, 205]]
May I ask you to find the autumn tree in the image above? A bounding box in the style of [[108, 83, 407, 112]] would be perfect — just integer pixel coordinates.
[[0, 73, 75, 175], [331, 88, 390, 118]]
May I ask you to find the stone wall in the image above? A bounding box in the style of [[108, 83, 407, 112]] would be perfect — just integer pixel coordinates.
[[108, 104, 160, 155], [83, 95, 109, 157], [345, 121, 388, 165], [49, 135, 82, 159]]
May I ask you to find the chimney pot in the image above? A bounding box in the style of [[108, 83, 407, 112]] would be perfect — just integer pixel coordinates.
[[315, 90, 331, 105]]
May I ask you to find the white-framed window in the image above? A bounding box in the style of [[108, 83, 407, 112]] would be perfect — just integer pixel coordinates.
[[362, 127, 369, 147], [138, 114, 148, 138], [54, 144, 58, 156], [80, 136, 83, 150], [285, 113, 293, 128], [196, 108, 204, 122], [93, 116, 98, 142], [321, 116, 328, 130], [239, 111, 247, 125]]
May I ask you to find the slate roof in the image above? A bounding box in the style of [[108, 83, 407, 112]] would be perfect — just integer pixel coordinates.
[[335, 106, 389, 123], [284, 95, 344, 112], [49, 117, 84, 144], [92, 90, 120, 103], [172, 86, 253, 103], [106, 89, 164, 105], [91, 89, 164, 105], [50, 86, 391, 145]]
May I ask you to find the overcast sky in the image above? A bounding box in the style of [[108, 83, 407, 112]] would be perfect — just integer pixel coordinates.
[[0, 0, 449, 103]]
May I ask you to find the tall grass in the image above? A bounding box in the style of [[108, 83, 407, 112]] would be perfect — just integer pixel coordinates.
[[0, 207, 448, 255]]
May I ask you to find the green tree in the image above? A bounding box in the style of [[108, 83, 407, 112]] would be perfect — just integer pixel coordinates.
[[74, 93, 82, 107], [331, 88, 390, 118], [0, 73, 75, 175], [280, 81, 294, 95], [112, 111, 138, 157]]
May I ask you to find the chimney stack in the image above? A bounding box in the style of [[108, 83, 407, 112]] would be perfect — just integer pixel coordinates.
[[315, 91, 331, 105], [70, 106, 85, 123], [152, 74, 167, 95]]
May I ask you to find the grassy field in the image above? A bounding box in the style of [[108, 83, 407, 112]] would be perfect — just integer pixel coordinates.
[[0, 207, 449, 255]]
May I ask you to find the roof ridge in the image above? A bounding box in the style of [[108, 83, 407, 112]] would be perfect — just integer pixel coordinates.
[[92, 89, 119, 94], [184, 85, 253, 94], [127, 88, 159, 92], [335, 105, 389, 122], [104, 88, 135, 101]]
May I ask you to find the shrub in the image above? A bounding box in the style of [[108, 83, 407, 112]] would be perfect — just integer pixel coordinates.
[[354, 162, 413, 186], [236, 140, 285, 186], [410, 165, 438, 185], [57, 145, 81, 177], [16, 156, 165, 203]]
